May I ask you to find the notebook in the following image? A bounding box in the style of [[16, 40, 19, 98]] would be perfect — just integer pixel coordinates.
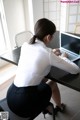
[[60, 32, 80, 61]]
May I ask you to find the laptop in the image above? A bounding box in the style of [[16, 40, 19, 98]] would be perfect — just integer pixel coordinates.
[[60, 32, 80, 62]]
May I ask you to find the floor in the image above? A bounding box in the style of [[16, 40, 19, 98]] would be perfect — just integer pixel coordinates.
[[0, 63, 17, 99], [0, 63, 17, 85], [0, 65, 80, 120], [35, 84, 80, 120]]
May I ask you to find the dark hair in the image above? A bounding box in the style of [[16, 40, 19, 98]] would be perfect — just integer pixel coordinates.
[[29, 18, 56, 44]]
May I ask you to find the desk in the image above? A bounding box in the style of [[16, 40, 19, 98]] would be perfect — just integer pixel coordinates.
[[0, 47, 80, 92], [0, 47, 21, 65]]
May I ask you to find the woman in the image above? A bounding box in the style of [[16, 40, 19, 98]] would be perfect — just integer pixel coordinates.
[[7, 18, 80, 119]]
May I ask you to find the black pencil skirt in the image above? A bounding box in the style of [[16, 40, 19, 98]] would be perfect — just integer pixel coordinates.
[[7, 83, 52, 118]]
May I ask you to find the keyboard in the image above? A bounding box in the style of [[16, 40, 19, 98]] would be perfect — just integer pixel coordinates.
[[60, 48, 79, 61]]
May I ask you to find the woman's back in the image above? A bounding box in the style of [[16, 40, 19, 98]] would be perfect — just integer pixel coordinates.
[[14, 40, 51, 87]]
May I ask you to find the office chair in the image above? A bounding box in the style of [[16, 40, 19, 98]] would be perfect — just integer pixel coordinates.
[[74, 24, 80, 34], [0, 98, 55, 120], [15, 31, 33, 47]]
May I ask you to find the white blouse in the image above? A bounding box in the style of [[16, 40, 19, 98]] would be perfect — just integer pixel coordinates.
[[14, 39, 80, 87]]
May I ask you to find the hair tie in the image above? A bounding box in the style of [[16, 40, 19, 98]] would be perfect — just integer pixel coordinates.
[[33, 35, 37, 38]]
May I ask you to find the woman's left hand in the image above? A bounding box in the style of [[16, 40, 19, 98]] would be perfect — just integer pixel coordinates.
[[53, 48, 62, 56]]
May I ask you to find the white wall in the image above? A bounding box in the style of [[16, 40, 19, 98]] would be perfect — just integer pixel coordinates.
[[23, 0, 34, 33], [23, 0, 44, 34], [3, 0, 26, 49], [32, 0, 43, 25], [23, 0, 30, 31]]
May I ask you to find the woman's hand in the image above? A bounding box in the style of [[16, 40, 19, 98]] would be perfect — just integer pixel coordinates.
[[53, 48, 62, 56], [61, 52, 68, 58], [53, 48, 68, 58]]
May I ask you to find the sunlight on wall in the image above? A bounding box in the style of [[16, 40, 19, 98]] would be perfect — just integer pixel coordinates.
[[28, 0, 34, 34], [60, 3, 67, 31], [0, 19, 6, 54], [0, 0, 11, 55]]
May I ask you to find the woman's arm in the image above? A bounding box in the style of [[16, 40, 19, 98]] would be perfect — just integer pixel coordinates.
[[50, 49, 80, 74]]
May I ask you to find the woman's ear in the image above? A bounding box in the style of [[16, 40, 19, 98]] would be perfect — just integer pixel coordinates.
[[43, 34, 52, 44], [47, 34, 52, 41], [46, 34, 52, 43]]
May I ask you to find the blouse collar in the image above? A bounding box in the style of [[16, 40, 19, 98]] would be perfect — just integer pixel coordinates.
[[36, 39, 46, 47]]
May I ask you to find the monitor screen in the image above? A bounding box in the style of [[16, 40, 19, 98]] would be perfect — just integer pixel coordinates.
[[61, 33, 80, 55]]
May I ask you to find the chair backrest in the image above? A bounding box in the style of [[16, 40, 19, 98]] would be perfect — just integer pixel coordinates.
[[74, 24, 80, 34], [15, 31, 33, 47]]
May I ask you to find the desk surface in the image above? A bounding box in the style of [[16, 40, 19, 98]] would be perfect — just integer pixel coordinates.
[[0, 48, 21, 65], [0, 47, 80, 92]]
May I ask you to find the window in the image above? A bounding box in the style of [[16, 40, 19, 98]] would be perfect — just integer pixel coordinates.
[[0, 14, 6, 54], [0, 0, 11, 55], [43, 0, 61, 30]]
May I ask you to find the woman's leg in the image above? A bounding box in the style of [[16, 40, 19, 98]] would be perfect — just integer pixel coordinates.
[[42, 78, 65, 115], [47, 79, 61, 107], [42, 78, 61, 107]]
